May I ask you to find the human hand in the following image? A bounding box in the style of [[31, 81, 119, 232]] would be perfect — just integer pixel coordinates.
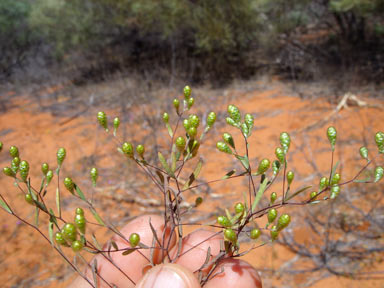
[[71, 214, 262, 288]]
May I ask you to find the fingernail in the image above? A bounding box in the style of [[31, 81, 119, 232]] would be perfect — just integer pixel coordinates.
[[138, 264, 190, 288]]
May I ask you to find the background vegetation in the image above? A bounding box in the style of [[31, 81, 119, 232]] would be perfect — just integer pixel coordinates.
[[1, 0, 383, 84]]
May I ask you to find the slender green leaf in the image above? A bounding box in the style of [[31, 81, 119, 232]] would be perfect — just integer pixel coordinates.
[[222, 169, 236, 179], [111, 241, 119, 251], [235, 155, 249, 170], [48, 221, 54, 246], [353, 178, 371, 183], [122, 248, 136, 255], [330, 161, 340, 179], [149, 219, 161, 246], [49, 208, 58, 227], [171, 149, 177, 173], [91, 259, 99, 288], [56, 187, 61, 216], [165, 123, 173, 138], [91, 208, 105, 226], [158, 152, 175, 177], [285, 186, 312, 201], [0, 197, 12, 214], [74, 184, 86, 201], [91, 234, 102, 250], [35, 207, 40, 227], [252, 177, 268, 212], [156, 170, 165, 185], [183, 159, 203, 189], [138, 242, 149, 249], [39, 177, 46, 194]]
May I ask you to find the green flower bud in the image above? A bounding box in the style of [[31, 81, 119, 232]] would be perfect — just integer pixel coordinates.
[[327, 126, 337, 149], [57, 147, 66, 167], [129, 233, 140, 247], [234, 202, 245, 214], [0, 142, 3, 152], [270, 225, 279, 241], [183, 85, 191, 99], [195, 196, 203, 206], [330, 185, 340, 199], [97, 111, 108, 131], [75, 214, 86, 234], [258, 159, 271, 174], [187, 97, 195, 109], [280, 132, 291, 153], [41, 163, 49, 175], [270, 192, 277, 204], [163, 112, 169, 124], [46, 170, 53, 185], [319, 176, 329, 190], [272, 160, 280, 175], [217, 216, 231, 227], [136, 145, 145, 157], [63, 223, 77, 242], [19, 160, 29, 182], [375, 131, 384, 150], [55, 232, 68, 246], [267, 208, 277, 223], [224, 228, 237, 243], [113, 117, 120, 135], [25, 193, 34, 205], [275, 147, 285, 163], [189, 114, 200, 128], [122, 142, 134, 158], [71, 240, 84, 252], [11, 157, 20, 173], [223, 133, 235, 149], [310, 191, 317, 200], [244, 113, 254, 130], [359, 146, 368, 160], [374, 166, 383, 183], [9, 146, 19, 158], [206, 112, 216, 127], [188, 127, 197, 138], [241, 123, 249, 137], [76, 207, 84, 215], [216, 141, 232, 154], [287, 171, 294, 185], [331, 173, 341, 185], [175, 136, 186, 152], [3, 167, 15, 178], [227, 105, 241, 123], [64, 177, 74, 194], [226, 117, 237, 127], [173, 99, 180, 112], [90, 167, 98, 186], [183, 119, 191, 130], [276, 214, 291, 231], [250, 228, 261, 240]]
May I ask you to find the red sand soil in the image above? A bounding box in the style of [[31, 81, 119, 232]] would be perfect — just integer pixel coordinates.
[[0, 78, 383, 287]]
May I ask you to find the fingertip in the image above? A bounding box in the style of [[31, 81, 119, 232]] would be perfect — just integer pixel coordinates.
[[204, 259, 262, 288], [136, 263, 201, 288]]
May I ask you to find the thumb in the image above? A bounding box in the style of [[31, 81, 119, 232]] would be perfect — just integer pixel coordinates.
[[136, 263, 201, 288]]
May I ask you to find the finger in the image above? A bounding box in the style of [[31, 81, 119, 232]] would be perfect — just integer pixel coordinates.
[[171, 229, 223, 275], [204, 258, 262, 288], [71, 214, 176, 288], [136, 263, 201, 288]]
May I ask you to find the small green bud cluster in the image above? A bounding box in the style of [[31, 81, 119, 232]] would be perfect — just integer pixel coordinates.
[[97, 111, 108, 132], [113, 117, 120, 136], [122, 142, 134, 158], [270, 214, 291, 241], [375, 132, 384, 153], [374, 166, 383, 183], [90, 167, 98, 186], [224, 105, 254, 138], [41, 163, 49, 175], [129, 233, 140, 247], [57, 147, 66, 167], [270, 192, 277, 204], [257, 159, 271, 175], [286, 171, 294, 185], [327, 126, 337, 150], [9, 146, 19, 158], [56, 208, 87, 252], [19, 160, 29, 182], [64, 177, 75, 194], [11, 157, 20, 174]]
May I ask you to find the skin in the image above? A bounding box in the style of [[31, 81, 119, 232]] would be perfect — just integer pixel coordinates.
[[71, 215, 262, 288]]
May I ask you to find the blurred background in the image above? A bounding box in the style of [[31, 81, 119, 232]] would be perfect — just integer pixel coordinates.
[[0, 1, 383, 287]]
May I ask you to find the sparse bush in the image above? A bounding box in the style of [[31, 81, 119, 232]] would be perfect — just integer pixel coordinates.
[[0, 86, 383, 287]]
